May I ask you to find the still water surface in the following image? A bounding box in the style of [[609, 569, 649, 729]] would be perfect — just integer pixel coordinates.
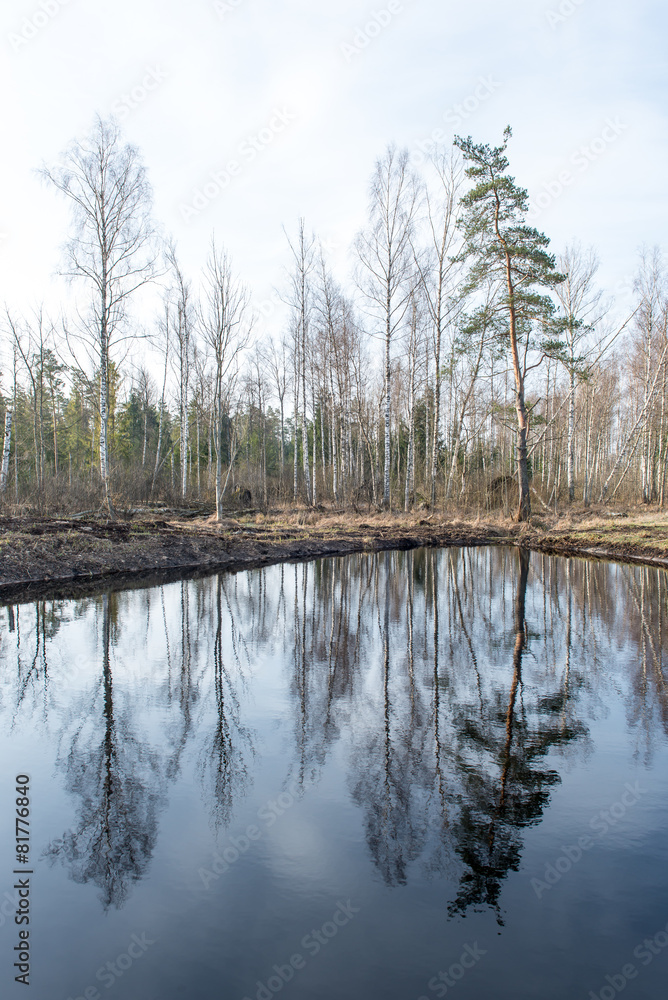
[[1, 547, 667, 1000]]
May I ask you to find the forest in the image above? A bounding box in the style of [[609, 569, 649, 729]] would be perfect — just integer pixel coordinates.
[[1, 117, 666, 522]]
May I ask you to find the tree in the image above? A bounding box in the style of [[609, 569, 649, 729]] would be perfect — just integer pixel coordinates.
[[151, 298, 171, 494], [199, 238, 252, 520], [285, 219, 315, 503], [598, 253, 668, 504], [552, 243, 604, 502], [166, 244, 195, 499], [455, 127, 564, 521], [356, 146, 418, 507], [5, 308, 58, 494], [0, 408, 11, 493], [42, 116, 158, 515], [444, 295, 496, 500], [633, 248, 667, 503], [413, 149, 463, 506], [264, 337, 290, 494]]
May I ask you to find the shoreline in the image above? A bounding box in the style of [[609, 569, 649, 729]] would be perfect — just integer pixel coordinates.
[[1, 509, 667, 603]]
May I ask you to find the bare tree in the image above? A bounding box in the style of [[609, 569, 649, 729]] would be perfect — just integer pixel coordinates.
[[42, 116, 158, 515], [599, 253, 668, 504], [403, 293, 421, 510], [6, 308, 53, 493], [0, 408, 11, 493], [199, 238, 252, 520], [285, 219, 316, 503], [314, 252, 346, 501], [247, 346, 269, 505], [553, 243, 604, 502], [151, 299, 171, 494], [265, 337, 290, 494], [414, 149, 463, 506], [633, 248, 666, 502], [444, 296, 494, 499], [356, 145, 418, 507], [166, 244, 194, 500]]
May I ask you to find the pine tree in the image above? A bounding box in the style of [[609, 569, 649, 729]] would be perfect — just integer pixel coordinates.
[[454, 127, 564, 520]]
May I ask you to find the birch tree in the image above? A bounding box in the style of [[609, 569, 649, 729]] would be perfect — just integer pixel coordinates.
[[152, 300, 170, 494], [42, 116, 158, 515], [552, 243, 604, 502], [414, 150, 463, 506], [0, 409, 11, 493], [285, 220, 315, 503], [356, 146, 418, 507], [166, 245, 194, 499], [444, 297, 495, 499], [265, 337, 290, 495], [633, 248, 666, 502], [199, 239, 252, 520]]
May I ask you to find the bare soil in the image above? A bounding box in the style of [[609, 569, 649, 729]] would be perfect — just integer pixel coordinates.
[[1, 505, 667, 602]]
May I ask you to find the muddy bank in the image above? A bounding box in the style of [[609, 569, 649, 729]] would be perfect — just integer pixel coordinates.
[[1, 509, 667, 603]]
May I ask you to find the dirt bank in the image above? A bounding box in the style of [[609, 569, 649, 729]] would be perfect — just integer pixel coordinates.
[[1, 507, 667, 602]]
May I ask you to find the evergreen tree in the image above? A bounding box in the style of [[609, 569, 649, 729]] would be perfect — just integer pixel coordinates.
[[454, 127, 564, 520]]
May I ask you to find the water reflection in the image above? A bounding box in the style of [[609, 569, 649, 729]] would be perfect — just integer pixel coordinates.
[[0, 547, 666, 921], [43, 592, 168, 909], [446, 549, 587, 921], [199, 575, 255, 831]]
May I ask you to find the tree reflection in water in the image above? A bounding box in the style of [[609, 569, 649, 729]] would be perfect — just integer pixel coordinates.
[[1, 547, 666, 917], [43, 592, 167, 909], [446, 549, 587, 922], [198, 575, 255, 832]]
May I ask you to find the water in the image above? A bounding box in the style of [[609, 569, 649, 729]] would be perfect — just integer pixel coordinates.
[[1, 547, 667, 1000]]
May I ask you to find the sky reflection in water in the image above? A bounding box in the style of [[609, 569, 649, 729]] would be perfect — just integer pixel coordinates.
[[1, 547, 667, 1000]]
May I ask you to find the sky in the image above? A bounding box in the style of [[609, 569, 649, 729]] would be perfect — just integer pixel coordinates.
[[0, 0, 666, 364]]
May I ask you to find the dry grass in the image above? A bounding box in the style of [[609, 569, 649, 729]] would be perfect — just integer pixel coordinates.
[[5, 500, 668, 599]]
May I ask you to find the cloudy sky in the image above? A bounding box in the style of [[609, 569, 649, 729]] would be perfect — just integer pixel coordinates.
[[0, 0, 665, 347]]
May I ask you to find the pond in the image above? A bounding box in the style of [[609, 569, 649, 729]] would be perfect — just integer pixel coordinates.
[[1, 547, 667, 1000]]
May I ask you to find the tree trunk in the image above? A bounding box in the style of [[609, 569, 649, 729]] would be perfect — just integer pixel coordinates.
[[384, 306, 391, 508], [312, 387, 317, 506], [331, 380, 338, 502], [279, 398, 285, 488], [431, 318, 441, 508], [51, 391, 59, 478], [152, 326, 169, 495], [142, 406, 148, 468], [301, 325, 311, 504], [262, 403, 268, 507], [215, 388, 223, 520], [320, 395, 327, 500], [180, 313, 189, 500], [99, 300, 115, 516], [196, 414, 201, 499], [405, 363, 415, 512], [660, 357, 667, 507], [293, 346, 299, 502], [0, 410, 12, 492], [504, 255, 531, 521], [567, 368, 576, 503]]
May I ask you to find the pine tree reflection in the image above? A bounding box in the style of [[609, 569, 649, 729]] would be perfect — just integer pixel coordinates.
[[442, 551, 586, 920], [301, 548, 590, 918]]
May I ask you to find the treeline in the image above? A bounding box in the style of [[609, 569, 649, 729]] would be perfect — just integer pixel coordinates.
[[1, 117, 666, 519]]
